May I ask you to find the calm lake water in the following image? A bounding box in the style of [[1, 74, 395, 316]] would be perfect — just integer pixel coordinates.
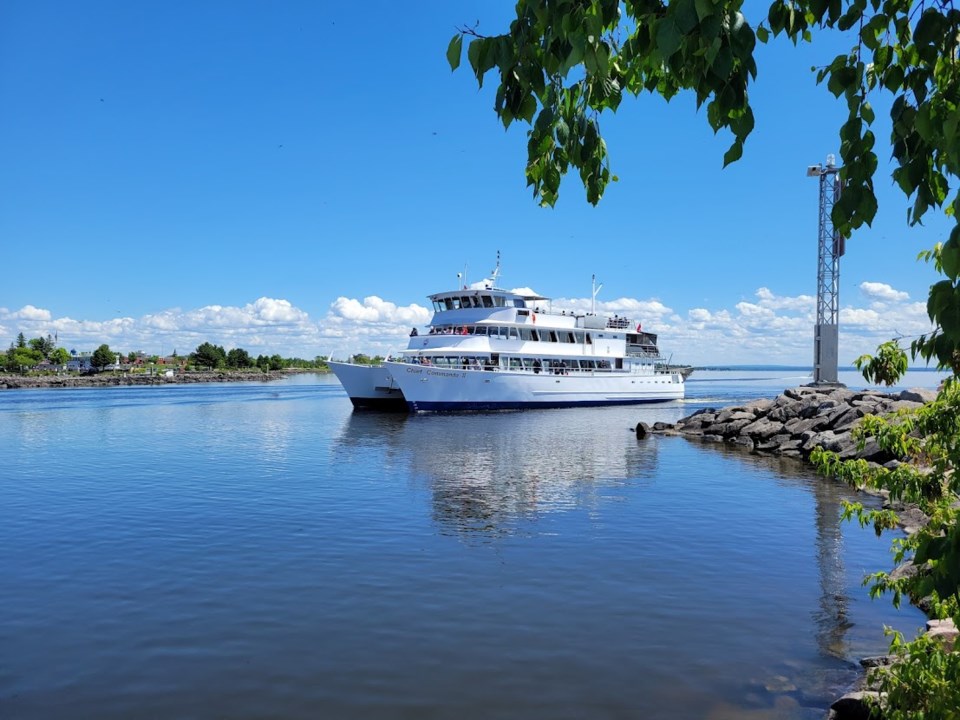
[[0, 369, 943, 719]]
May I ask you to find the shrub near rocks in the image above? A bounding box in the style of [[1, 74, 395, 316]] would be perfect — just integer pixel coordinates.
[[660, 380, 958, 719], [813, 380, 960, 720]]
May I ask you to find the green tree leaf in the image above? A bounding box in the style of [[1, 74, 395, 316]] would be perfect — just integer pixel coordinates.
[[446, 34, 462, 71]]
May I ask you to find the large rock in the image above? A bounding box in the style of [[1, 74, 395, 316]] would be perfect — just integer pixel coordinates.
[[925, 618, 958, 651], [877, 399, 924, 415], [676, 413, 717, 431], [830, 406, 866, 432], [802, 430, 843, 453], [741, 397, 775, 415], [714, 408, 756, 424], [740, 417, 786, 440], [783, 416, 822, 436], [709, 417, 754, 437], [828, 691, 884, 720], [767, 403, 799, 422], [900, 387, 937, 403]]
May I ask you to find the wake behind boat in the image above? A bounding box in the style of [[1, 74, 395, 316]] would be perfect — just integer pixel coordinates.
[[329, 257, 685, 412]]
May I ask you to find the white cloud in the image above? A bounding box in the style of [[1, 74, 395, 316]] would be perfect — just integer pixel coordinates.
[[0, 298, 328, 357], [755, 287, 815, 312], [10, 305, 52, 321], [860, 281, 909, 302], [552, 295, 674, 321], [0, 282, 938, 365]]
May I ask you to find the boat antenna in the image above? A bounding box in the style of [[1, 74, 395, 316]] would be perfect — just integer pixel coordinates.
[[462, 264, 468, 290], [591, 274, 603, 316], [490, 250, 501, 286]]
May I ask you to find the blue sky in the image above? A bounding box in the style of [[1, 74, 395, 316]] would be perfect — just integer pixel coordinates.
[[0, 2, 949, 365]]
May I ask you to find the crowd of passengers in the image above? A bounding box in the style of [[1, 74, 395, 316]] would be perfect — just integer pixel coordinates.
[[418, 324, 592, 344], [408, 356, 613, 374]]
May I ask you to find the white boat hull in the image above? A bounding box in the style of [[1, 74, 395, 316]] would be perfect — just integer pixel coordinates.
[[328, 361, 406, 410], [385, 361, 683, 412]]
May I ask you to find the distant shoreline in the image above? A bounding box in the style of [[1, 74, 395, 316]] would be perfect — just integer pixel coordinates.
[[0, 369, 327, 390]]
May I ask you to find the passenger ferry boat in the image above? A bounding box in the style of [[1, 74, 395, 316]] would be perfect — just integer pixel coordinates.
[[330, 259, 685, 412]]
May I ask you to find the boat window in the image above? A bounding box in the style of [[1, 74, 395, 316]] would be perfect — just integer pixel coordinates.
[[473, 326, 487, 335], [508, 327, 519, 340], [586, 333, 592, 344], [471, 296, 481, 307], [493, 296, 505, 307], [574, 331, 585, 344], [548, 331, 558, 342], [460, 296, 471, 307], [481, 295, 493, 308], [433, 301, 442, 312], [444, 298, 454, 310], [519, 328, 535, 341], [509, 357, 523, 369], [513, 299, 526, 308], [530, 329, 540, 341], [561, 332, 574, 343]]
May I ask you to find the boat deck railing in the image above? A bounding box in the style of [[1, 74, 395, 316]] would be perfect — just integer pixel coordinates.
[[393, 356, 677, 377]]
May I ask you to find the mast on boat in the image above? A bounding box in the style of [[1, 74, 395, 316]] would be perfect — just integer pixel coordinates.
[[591, 274, 603, 316]]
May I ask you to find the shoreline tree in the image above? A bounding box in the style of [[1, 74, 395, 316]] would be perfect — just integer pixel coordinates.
[[192, 342, 227, 370], [90, 344, 116, 372]]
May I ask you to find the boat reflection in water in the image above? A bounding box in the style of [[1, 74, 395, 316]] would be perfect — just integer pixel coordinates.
[[334, 406, 661, 539]]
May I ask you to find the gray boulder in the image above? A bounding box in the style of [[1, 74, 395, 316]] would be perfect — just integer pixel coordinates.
[[828, 691, 884, 720], [830, 406, 865, 432], [714, 408, 756, 424], [784, 416, 821, 437], [741, 417, 786, 440], [709, 417, 754, 437], [802, 430, 842, 453], [900, 387, 936, 403], [741, 397, 775, 415]]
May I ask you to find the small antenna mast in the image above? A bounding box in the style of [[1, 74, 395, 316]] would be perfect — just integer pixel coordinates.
[[591, 274, 603, 315]]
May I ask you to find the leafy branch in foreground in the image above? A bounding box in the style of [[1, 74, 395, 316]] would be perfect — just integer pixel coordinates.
[[855, 339, 910, 387], [447, 0, 960, 368], [813, 371, 960, 718]]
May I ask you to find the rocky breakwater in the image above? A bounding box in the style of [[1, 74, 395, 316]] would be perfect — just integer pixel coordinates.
[[648, 384, 937, 463]]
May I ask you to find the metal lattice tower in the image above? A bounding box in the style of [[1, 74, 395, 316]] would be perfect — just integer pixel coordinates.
[[807, 155, 844, 385]]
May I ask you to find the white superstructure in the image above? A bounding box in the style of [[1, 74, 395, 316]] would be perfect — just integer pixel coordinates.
[[330, 259, 684, 412]]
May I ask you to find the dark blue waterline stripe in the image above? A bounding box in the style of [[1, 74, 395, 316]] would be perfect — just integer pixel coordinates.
[[408, 398, 678, 412], [350, 397, 409, 411]]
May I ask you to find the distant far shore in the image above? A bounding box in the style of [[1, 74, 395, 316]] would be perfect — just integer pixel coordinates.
[[0, 369, 328, 390]]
